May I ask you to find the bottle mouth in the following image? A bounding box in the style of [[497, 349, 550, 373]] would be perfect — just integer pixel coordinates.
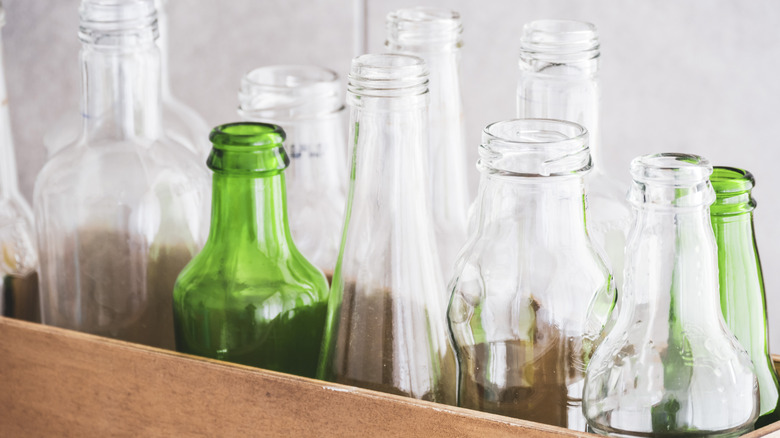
[[711, 166, 756, 215], [519, 19, 599, 62], [208, 122, 289, 175], [238, 65, 343, 121], [629, 153, 715, 208], [479, 119, 591, 177], [386, 7, 463, 51], [79, 0, 158, 46], [347, 53, 429, 100]]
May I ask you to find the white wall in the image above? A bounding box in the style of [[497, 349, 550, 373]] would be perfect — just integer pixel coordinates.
[[5, 0, 780, 350]]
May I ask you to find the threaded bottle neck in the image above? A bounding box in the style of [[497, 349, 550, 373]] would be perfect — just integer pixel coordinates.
[[347, 53, 428, 109], [629, 153, 715, 209], [519, 19, 599, 63], [79, 0, 158, 46], [385, 7, 462, 52]]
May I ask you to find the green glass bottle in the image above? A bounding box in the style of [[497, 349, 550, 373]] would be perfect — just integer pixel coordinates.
[[173, 122, 329, 378], [711, 166, 780, 427]]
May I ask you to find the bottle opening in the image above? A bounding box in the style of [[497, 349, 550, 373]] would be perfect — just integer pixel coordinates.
[[519, 19, 599, 61], [479, 119, 591, 177], [238, 65, 343, 120], [347, 53, 428, 100], [79, 0, 158, 45], [208, 122, 289, 174], [386, 7, 462, 51], [711, 166, 756, 215], [629, 153, 715, 208]]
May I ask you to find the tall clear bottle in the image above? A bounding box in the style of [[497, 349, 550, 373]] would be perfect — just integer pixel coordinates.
[[517, 20, 631, 290], [711, 167, 780, 427], [583, 154, 758, 437], [318, 54, 456, 404], [0, 3, 38, 322], [173, 123, 329, 378], [34, 0, 208, 349], [43, 0, 210, 158], [448, 119, 614, 430], [386, 8, 470, 280], [238, 65, 346, 279]]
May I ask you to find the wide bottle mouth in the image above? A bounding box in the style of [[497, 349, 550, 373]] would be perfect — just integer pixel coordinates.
[[478, 118, 591, 178], [519, 19, 599, 62], [386, 7, 462, 51], [79, 0, 159, 46], [629, 153, 715, 208], [208, 122, 289, 175], [710, 166, 756, 216], [347, 53, 429, 104], [238, 65, 343, 120]]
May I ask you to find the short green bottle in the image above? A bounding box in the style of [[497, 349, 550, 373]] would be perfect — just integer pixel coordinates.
[[711, 166, 780, 427], [173, 122, 329, 378]]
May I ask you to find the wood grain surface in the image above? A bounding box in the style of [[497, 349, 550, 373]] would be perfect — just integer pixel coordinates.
[[0, 317, 591, 437]]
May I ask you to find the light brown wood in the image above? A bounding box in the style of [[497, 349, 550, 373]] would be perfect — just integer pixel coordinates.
[[0, 317, 591, 437]]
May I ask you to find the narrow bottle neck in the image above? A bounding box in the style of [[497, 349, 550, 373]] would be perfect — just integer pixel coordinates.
[[0, 32, 19, 198], [80, 42, 162, 142], [156, 4, 173, 99], [208, 171, 294, 254]]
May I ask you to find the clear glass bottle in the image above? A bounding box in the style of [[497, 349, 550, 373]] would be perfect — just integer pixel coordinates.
[[711, 166, 780, 427], [517, 20, 631, 292], [583, 154, 758, 437], [448, 119, 614, 430], [386, 8, 470, 280], [43, 0, 210, 158], [318, 54, 456, 404], [0, 3, 38, 322], [34, 0, 208, 349], [238, 65, 346, 280], [173, 122, 329, 378]]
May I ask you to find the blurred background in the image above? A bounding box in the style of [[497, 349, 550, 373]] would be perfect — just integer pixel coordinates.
[[5, 0, 780, 349]]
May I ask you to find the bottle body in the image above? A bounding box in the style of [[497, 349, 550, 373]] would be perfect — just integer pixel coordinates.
[[448, 119, 613, 430], [35, 0, 207, 349], [583, 154, 758, 437], [318, 54, 456, 403], [386, 8, 470, 280], [517, 20, 631, 291], [173, 123, 328, 377], [238, 65, 347, 280], [711, 167, 780, 427]]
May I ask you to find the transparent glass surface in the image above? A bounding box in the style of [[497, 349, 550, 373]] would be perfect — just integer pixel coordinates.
[[517, 20, 631, 293], [318, 54, 456, 404], [386, 8, 470, 282], [34, 0, 208, 349], [43, 0, 210, 159], [0, 6, 38, 322], [448, 119, 614, 430], [583, 154, 758, 437], [711, 167, 780, 427], [238, 65, 346, 280], [173, 123, 329, 378]]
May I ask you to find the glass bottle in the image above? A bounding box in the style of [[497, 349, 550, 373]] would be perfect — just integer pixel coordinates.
[[711, 166, 780, 428], [173, 122, 329, 378], [34, 0, 208, 349], [517, 20, 631, 292], [386, 8, 470, 280], [318, 53, 456, 404], [0, 4, 38, 322], [238, 65, 346, 280], [583, 154, 758, 437], [43, 0, 210, 158], [448, 119, 614, 430]]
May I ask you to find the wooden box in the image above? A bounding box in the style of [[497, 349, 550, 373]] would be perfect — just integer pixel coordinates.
[[1, 317, 778, 437]]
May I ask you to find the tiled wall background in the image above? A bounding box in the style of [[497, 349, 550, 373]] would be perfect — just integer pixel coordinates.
[[6, 0, 780, 350]]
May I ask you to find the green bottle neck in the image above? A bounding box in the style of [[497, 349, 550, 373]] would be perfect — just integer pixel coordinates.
[[207, 171, 295, 255]]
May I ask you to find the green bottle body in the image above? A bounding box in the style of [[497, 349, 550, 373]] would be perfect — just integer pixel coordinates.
[[173, 123, 329, 378], [711, 167, 780, 427]]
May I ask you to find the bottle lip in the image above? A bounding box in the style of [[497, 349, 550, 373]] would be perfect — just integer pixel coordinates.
[[347, 53, 429, 100], [630, 153, 712, 186], [386, 7, 463, 52], [479, 118, 591, 178], [711, 166, 755, 194], [78, 0, 158, 46], [238, 65, 344, 120], [209, 122, 286, 150], [208, 122, 289, 175], [519, 19, 599, 62]]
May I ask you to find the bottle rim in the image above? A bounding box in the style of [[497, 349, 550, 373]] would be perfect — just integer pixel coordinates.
[[629, 153, 715, 209], [386, 7, 463, 52], [238, 65, 343, 120], [208, 122, 289, 175], [519, 19, 599, 62], [711, 166, 754, 195], [209, 122, 286, 150], [347, 53, 429, 99], [78, 0, 158, 46], [479, 118, 591, 177]]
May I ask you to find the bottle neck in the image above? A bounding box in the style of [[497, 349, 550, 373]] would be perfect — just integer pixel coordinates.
[[0, 32, 19, 198], [156, 2, 173, 100], [207, 171, 294, 254], [80, 42, 162, 142]]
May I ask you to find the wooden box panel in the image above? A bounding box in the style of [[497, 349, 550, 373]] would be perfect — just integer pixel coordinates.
[[1, 317, 778, 437]]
